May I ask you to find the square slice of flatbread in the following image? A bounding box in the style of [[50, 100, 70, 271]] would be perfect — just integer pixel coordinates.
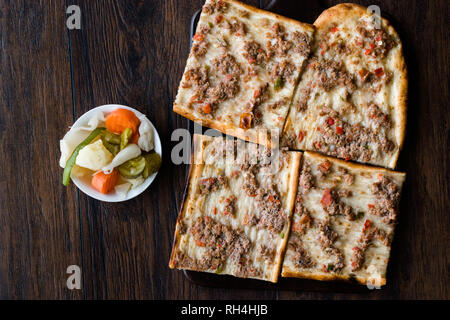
[[282, 4, 407, 169], [169, 134, 301, 282], [173, 0, 315, 147], [281, 151, 406, 286]]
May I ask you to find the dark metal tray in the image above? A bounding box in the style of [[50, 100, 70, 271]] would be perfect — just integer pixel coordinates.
[[179, 0, 397, 293]]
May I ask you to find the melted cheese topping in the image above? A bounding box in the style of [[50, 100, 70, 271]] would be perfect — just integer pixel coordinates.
[[284, 13, 404, 168], [172, 135, 300, 282], [175, 0, 314, 137], [282, 152, 405, 284]]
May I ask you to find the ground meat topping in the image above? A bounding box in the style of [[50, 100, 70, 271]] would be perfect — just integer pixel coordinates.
[[317, 220, 344, 272], [292, 31, 311, 57], [267, 99, 287, 110], [256, 184, 286, 234], [266, 23, 293, 57], [241, 82, 269, 127], [367, 103, 391, 131], [311, 58, 355, 93], [207, 76, 240, 105], [222, 17, 246, 36], [298, 161, 314, 193], [292, 196, 313, 236], [295, 84, 311, 112], [243, 213, 258, 227], [198, 175, 228, 194], [351, 219, 391, 271], [356, 20, 395, 59], [212, 52, 241, 77], [223, 195, 237, 216], [270, 60, 296, 87], [313, 108, 395, 162], [288, 235, 315, 268], [203, 0, 228, 15], [243, 40, 268, 66], [368, 176, 401, 224], [183, 66, 210, 100], [338, 167, 355, 185], [188, 216, 252, 273], [258, 243, 276, 262], [320, 188, 356, 221], [192, 40, 209, 57], [241, 167, 286, 234]]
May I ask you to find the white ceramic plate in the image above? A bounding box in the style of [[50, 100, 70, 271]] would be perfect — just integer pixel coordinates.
[[69, 104, 162, 202]]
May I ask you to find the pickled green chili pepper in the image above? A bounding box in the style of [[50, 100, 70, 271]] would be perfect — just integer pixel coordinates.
[[118, 156, 146, 179], [120, 127, 133, 150], [102, 130, 121, 145], [101, 138, 120, 156], [63, 127, 106, 186], [142, 152, 162, 179]]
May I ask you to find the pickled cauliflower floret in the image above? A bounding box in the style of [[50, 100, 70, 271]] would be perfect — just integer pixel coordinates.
[[76, 139, 113, 171]]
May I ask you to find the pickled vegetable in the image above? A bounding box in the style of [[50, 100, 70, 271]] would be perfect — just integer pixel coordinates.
[[102, 130, 121, 145], [142, 152, 162, 178], [63, 127, 105, 186], [120, 127, 133, 150], [75, 139, 113, 171], [102, 144, 141, 174], [118, 156, 146, 179], [101, 139, 120, 156]]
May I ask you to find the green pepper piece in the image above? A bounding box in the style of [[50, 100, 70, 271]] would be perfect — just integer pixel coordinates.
[[102, 130, 121, 145], [274, 77, 284, 91], [215, 264, 224, 274], [62, 127, 106, 186], [118, 156, 146, 179], [142, 152, 162, 179], [120, 127, 133, 150]]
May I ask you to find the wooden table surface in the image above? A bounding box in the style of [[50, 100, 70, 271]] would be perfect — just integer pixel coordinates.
[[0, 0, 448, 300]]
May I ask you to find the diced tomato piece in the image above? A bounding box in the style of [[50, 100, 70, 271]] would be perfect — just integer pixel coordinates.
[[193, 33, 204, 42], [331, 27, 339, 33], [298, 131, 305, 142], [326, 117, 335, 125], [202, 103, 212, 114], [364, 219, 371, 230], [374, 67, 384, 77], [365, 49, 372, 55], [367, 204, 375, 209], [370, 43, 376, 49], [336, 126, 344, 134], [320, 188, 333, 206], [195, 240, 206, 247]]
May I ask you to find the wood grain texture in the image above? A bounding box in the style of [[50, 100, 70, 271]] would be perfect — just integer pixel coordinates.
[[0, 0, 83, 299], [0, 0, 448, 299]]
